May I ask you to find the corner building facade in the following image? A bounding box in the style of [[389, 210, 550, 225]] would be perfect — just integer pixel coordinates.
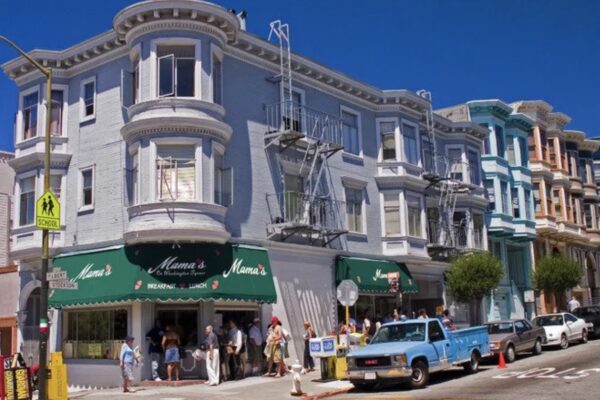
[[3, 0, 487, 387]]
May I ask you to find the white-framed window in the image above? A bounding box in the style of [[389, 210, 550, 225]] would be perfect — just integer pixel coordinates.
[[378, 120, 397, 162], [421, 133, 434, 172], [213, 146, 233, 207], [79, 167, 95, 210], [494, 125, 505, 157], [21, 89, 39, 140], [448, 147, 464, 181], [472, 213, 484, 249], [401, 121, 419, 165], [157, 45, 196, 97], [80, 77, 96, 122], [341, 106, 361, 156], [501, 181, 510, 215], [525, 189, 533, 220], [382, 192, 400, 235], [406, 195, 422, 237], [132, 55, 141, 105], [345, 186, 364, 233], [512, 187, 520, 218], [484, 179, 495, 212], [467, 149, 480, 185], [50, 174, 62, 201], [156, 145, 196, 201], [19, 175, 36, 226], [126, 147, 140, 206], [212, 46, 223, 106], [506, 135, 515, 164]]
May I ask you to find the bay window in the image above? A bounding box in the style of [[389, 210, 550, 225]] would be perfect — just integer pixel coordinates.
[[484, 179, 495, 211], [579, 158, 588, 184], [473, 214, 484, 249], [402, 123, 418, 164], [506, 136, 515, 164], [406, 196, 422, 237], [525, 189, 533, 220], [501, 181, 509, 214], [19, 176, 35, 226], [64, 309, 128, 360], [586, 204, 595, 229], [553, 189, 562, 219], [342, 110, 360, 155], [467, 150, 480, 184], [214, 150, 233, 207], [157, 45, 195, 97], [545, 183, 552, 216], [379, 121, 396, 161], [533, 183, 542, 215], [421, 134, 434, 172], [50, 90, 64, 135], [495, 125, 504, 157], [519, 137, 528, 166], [512, 188, 520, 218], [22, 92, 38, 140], [212, 53, 223, 105], [383, 193, 400, 235], [126, 150, 139, 206], [448, 148, 463, 181], [156, 145, 195, 201], [345, 187, 363, 233]]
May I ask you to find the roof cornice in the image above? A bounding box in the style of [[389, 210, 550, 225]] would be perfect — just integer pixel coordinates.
[[467, 99, 513, 120]]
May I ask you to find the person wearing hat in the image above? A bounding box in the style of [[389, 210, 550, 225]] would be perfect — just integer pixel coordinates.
[[263, 316, 284, 378], [248, 318, 263, 376], [120, 335, 136, 393]]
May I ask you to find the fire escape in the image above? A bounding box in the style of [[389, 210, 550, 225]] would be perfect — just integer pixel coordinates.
[[264, 21, 347, 247], [417, 90, 477, 261]]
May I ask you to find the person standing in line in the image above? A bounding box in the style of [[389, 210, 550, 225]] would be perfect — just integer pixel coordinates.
[[248, 318, 263, 376], [302, 321, 316, 374], [217, 326, 230, 383], [120, 335, 136, 393], [204, 325, 220, 386], [362, 310, 373, 336], [162, 326, 181, 381], [417, 309, 428, 319], [145, 320, 164, 382], [228, 321, 244, 380], [568, 296, 581, 312]]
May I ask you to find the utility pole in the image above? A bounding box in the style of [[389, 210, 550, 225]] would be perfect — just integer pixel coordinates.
[[0, 34, 52, 400]]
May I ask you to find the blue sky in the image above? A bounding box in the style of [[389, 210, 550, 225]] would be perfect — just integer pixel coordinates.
[[1, 0, 599, 152]]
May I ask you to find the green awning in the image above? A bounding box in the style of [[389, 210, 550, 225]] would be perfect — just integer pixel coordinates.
[[335, 256, 418, 294], [49, 244, 277, 307]]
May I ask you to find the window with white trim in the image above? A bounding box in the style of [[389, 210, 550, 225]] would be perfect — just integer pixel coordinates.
[[402, 123, 418, 164], [512, 188, 520, 218], [525, 189, 533, 220], [50, 90, 64, 136], [473, 213, 484, 249], [80, 168, 94, 209], [484, 179, 495, 212], [379, 121, 396, 161], [342, 111, 359, 155], [19, 176, 35, 226], [126, 149, 139, 206], [501, 181, 509, 214], [421, 134, 434, 172], [212, 53, 223, 106], [406, 196, 422, 237], [81, 78, 96, 120], [533, 183, 542, 215], [448, 148, 463, 181], [467, 150, 480, 184], [132, 55, 140, 104], [156, 145, 195, 201], [345, 187, 363, 233], [157, 45, 195, 97], [383, 193, 400, 235], [585, 204, 594, 229], [506, 135, 515, 164], [213, 149, 232, 206], [22, 92, 38, 140], [50, 174, 62, 201]]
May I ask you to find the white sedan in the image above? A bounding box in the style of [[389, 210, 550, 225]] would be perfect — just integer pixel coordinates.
[[532, 312, 589, 349]]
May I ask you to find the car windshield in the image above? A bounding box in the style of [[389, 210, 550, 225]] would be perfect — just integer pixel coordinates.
[[486, 322, 513, 334], [534, 315, 564, 326], [370, 323, 426, 344]]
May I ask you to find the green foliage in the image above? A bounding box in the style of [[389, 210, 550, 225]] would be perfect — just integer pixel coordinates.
[[533, 255, 582, 293], [446, 252, 504, 303]]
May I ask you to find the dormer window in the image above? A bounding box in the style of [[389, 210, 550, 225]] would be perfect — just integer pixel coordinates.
[[157, 45, 195, 97]]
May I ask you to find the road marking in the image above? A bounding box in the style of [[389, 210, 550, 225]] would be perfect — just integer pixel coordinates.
[[493, 367, 600, 380]]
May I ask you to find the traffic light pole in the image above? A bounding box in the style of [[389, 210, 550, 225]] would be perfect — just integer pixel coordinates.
[[0, 35, 52, 400]]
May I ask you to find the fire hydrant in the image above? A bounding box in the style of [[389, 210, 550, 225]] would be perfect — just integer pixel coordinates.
[[290, 360, 304, 396]]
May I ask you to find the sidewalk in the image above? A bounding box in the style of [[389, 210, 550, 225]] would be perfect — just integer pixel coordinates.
[[69, 372, 353, 400]]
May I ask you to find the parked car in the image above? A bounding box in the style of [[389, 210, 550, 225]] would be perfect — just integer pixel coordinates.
[[346, 319, 489, 390], [573, 306, 600, 337], [485, 319, 546, 363], [532, 313, 589, 349]]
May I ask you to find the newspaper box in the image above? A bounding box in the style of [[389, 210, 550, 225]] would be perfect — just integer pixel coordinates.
[[309, 337, 337, 358]]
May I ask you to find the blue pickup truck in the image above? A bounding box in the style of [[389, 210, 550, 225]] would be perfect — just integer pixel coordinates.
[[346, 318, 490, 390]]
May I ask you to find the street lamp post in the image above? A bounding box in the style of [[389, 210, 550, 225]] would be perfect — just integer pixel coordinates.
[[0, 34, 52, 400]]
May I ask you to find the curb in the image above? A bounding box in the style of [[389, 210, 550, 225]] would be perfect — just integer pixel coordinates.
[[301, 386, 353, 400]]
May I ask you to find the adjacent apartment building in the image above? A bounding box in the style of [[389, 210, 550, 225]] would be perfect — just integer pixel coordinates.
[[0, 150, 18, 356], [1, 0, 488, 387]]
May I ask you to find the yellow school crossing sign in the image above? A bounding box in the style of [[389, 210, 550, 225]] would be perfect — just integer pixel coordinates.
[[36, 191, 61, 230]]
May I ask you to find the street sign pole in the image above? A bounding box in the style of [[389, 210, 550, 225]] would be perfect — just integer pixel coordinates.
[[346, 305, 350, 330]]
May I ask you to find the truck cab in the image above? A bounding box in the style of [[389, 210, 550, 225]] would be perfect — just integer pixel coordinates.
[[346, 319, 489, 390]]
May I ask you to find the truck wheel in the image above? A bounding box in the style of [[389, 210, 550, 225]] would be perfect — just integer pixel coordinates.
[[560, 334, 569, 349], [580, 330, 588, 344], [532, 339, 542, 355], [352, 382, 376, 391], [463, 352, 480, 374], [410, 361, 429, 390], [505, 345, 516, 363]]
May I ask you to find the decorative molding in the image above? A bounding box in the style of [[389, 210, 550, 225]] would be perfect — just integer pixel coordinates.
[[125, 19, 228, 47], [121, 116, 232, 144]]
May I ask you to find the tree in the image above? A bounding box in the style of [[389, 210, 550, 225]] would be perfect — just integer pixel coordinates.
[[533, 255, 582, 312], [446, 252, 504, 325]]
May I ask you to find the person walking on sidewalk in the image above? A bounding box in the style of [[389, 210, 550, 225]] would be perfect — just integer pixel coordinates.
[[302, 321, 316, 374], [162, 326, 181, 381], [120, 335, 136, 393], [205, 325, 220, 386], [145, 320, 164, 382]]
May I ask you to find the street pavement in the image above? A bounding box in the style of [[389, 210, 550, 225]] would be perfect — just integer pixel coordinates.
[[336, 337, 600, 400]]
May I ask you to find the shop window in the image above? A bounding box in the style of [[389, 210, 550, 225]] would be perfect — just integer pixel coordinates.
[[402, 122, 419, 165], [406, 196, 422, 237], [342, 109, 360, 156], [383, 193, 400, 235], [64, 309, 128, 359], [214, 149, 233, 206], [156, 145, 195, 201], [22, 92, 38, 140], [379, 121, 396, 161], [157, 45, 195, 97], [19, 176, 35, 226], [80, 77, 96, 121], [345, 187, 363, 233], [484, 180, 495, 212]]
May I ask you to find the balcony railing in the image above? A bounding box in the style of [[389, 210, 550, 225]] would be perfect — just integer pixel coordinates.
[[427, 221, 473, 249], [266, 191, 345, 233], [265, 101, 343, 147]]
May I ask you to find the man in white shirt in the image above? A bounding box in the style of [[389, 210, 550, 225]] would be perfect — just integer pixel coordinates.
[[228, 321, 244, 379], [568, 296, 581, 312], [248, 318, 263, 375], [362, 311, 372, 335]]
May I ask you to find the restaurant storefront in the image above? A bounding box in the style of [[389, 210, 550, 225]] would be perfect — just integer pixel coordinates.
[[335, 256, 418, 327], [49, 243, 276, 387]]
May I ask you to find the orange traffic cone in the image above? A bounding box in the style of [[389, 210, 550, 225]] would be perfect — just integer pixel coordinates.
[[497, 351, 507, 369]]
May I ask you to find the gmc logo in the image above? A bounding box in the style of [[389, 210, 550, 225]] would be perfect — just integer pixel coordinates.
[[364, 359, 379, 365]]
